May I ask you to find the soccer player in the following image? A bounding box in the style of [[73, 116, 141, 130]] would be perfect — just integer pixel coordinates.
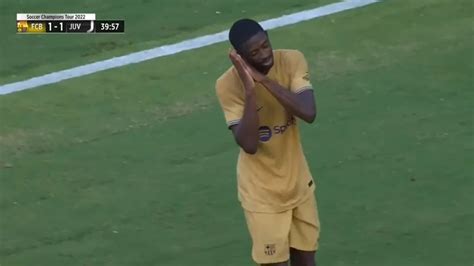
[[215, 19, 320, 266]]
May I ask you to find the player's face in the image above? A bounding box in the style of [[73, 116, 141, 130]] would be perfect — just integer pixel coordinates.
[[240, 31, 274, 74]]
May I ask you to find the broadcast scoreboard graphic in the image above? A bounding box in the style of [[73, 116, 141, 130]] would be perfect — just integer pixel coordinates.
[[16, 13, 125, 34]]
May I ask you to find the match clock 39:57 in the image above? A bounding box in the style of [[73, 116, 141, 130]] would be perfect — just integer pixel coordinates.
[[95, 20, 125, 33]]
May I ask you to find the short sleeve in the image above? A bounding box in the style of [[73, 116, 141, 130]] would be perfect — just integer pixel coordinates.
[[289, 51, 313, 94], [215, 78, 244, 128]]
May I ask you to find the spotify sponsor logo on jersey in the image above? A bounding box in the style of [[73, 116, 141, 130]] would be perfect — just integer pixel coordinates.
[[258, 117, 296, 142], [258, 126, 272, 142]]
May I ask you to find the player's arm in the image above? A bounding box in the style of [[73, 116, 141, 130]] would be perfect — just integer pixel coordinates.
[[245, 51, 316, 123], [228, 51, 260, 154], [230, 90, 259, 154], [260, 79, 316, 123]]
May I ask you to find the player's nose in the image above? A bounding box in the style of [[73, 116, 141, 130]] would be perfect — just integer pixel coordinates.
[[258, 52, 272, 64]]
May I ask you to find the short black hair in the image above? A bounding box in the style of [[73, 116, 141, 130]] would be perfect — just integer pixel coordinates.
[[228, 18, 265, 51]]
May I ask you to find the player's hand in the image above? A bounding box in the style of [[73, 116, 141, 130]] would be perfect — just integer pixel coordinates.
[[229, 50, 255, 90], [241, 60, 267, 83]]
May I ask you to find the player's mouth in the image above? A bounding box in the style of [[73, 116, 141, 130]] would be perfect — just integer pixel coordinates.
[[260, 57, 274, 68]]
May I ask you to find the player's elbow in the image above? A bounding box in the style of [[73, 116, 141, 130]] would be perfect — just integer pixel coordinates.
[[232, 126, 258, 154], [239, 141, 258, 154], [238, 140, 258, 154], [234, 132, 258, 154], [243, 145, 258, 154], [303, 109, 317, 124]]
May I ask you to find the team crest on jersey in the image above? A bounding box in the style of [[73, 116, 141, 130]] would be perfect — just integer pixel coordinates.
[[264, 244, 276, 256]]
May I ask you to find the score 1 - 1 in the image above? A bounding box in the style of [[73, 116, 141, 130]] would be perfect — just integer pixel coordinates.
[[46, 21, 66, 33]]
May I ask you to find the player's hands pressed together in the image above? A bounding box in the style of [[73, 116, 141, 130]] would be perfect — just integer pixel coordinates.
[[238, 55, 316, 124], [240, 59, 267, 83], [228, 49, 260, 154], [229, 50, 255, 90]]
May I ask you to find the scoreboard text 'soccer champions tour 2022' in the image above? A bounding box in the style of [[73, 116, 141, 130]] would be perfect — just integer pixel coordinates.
[[16, 13, 125, 34]]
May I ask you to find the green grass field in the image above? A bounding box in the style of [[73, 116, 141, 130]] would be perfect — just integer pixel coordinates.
[[1, 0, 473, 265]]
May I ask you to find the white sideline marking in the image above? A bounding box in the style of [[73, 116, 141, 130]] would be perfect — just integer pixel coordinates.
[[0, 0, 379, 95]]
